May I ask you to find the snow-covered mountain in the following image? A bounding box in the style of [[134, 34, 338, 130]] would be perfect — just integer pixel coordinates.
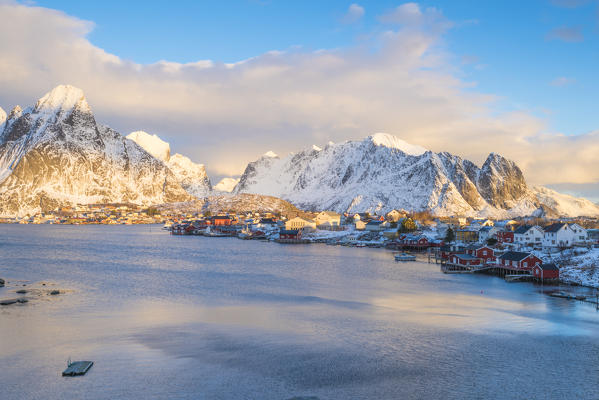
[[532, 186, 599, 219], [234, 133, 599, 218], [0, 85, 191, 216], [0, 106, 6, 126], [126, 131, 212, 197], [214, 177, 240, 193]]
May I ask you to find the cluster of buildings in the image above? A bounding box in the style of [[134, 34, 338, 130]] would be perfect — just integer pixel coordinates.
[[0, 204, 171, 225], [452, 220, 598, 250], [430, 220, 599, 281], [170, 210, 599, 283]]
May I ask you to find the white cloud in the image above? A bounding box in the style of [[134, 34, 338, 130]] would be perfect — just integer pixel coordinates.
[[342, 3, 364, 24], [379, 3, 452, 33], [0, 1, 598, 190]]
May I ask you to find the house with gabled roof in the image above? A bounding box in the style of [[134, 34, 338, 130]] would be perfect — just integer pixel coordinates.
[[478, 226, 498, 243], [569, 223, 588, 244], [497, 251, 542, 271], [542, 223, 574, 248], [532, 263, 559, 280], [314, 211, 341, 229], [514, 225, 544, 246]]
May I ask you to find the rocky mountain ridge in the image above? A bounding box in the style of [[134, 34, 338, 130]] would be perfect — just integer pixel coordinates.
[[234, 133, 599, 218], [126, 130, 212, 197], [0, 85, 192, 216]]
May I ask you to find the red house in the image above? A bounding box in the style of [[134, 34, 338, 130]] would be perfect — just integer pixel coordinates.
[[210, 216, 233, 226], [439, 244, 464, 261], [465, 245, 496, 263], [279, 229, 302, 240], [532, 263, 559, 280], [496, 231, 514, 244], [497, 251, 542, 271], [449, 254, 481, 267]]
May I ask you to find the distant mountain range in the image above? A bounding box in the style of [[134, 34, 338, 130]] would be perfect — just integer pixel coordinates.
[[233, 133, 599, 218], [1, 85, 598, 218]]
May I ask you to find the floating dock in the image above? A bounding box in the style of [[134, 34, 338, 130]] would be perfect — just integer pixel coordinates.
[[62, 361, 93, 376]]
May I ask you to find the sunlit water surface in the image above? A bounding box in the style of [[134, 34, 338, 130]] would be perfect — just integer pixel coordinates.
[[0, 225, 598, 399]]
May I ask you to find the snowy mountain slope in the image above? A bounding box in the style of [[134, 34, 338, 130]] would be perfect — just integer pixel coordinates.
[[234, 133, 599, 218], [0, 106, 6, 127], [214, 177, 240, 193], [532, 186, 599, 218], [126, 130, 212, 197], [127, 131, 170, 162], [0, 85, 191, 216]]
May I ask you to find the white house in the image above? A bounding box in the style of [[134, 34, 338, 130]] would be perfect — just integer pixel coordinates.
[[285, 217, 317, 231], [478, 226, 498, 243], [542, 223, 575, 248], [386, 209, 406, 222], [569, 223, 588, 244], [365, 220, 389, 232], [314, 211, 341, 229], [514, 225, 544, 246]]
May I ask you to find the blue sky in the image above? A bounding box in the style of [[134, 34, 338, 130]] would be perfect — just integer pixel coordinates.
[[33, 0, 598, 136], [1, 0, 599, 197]]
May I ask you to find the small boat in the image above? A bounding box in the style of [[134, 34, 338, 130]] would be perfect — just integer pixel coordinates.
[[395, 253, 416, 261]]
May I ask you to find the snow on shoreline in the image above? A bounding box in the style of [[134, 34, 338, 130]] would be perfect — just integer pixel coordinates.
[[555, 248, 599, 288]]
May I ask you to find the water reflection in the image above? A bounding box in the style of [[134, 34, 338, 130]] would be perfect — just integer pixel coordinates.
[[1, 225, 598, 400]]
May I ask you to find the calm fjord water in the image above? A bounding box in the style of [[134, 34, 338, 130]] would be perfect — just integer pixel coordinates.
[[0, 225, 598, 400]]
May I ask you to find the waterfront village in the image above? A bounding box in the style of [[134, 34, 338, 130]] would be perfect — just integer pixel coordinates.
[[3, 203, 599, 289]]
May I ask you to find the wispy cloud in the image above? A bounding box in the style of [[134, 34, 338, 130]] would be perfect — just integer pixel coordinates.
[[546, 26, 584, 42], [342, 3, 364, 24], [550, 76, 576, 87], [0, 2, 598, 187], [379, 2, 453, 33]]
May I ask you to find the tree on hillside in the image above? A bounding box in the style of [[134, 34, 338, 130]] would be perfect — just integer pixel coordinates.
[[486, 237, 498, 246], [399, 217, 417, 233], [445, 227, 455, 243], [145, 207, 158, 216]]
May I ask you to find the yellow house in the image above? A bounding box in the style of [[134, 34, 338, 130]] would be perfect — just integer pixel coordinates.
[[355, 220, 367, 230], [386, 209, 406, 222], [285, 217, 317, 231], [314, 211, 341, 229]]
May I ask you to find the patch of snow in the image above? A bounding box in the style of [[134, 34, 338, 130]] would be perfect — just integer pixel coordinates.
[[533, 186, 599, 217], [34, 84, 90, 114], [0, 106, 6, 126], [263, 151, 278, 158], [127, 131, 171, 162], [369, 132, 427, 156], [214, 177, 240, 192]]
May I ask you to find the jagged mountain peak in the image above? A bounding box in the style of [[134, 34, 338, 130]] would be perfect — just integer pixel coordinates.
[[368, 132, 427, 156], [234, 133, 599, 218], [127, 131, 171, 162], [34, 84, 90, 115], [0, 87, 191, 216], [8, 105, 22, 120], [263, 151, 278, 158], [127, 130, 212, 198]]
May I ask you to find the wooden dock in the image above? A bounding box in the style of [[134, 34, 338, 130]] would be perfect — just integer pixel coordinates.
[[62, 361, 93, 376]]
